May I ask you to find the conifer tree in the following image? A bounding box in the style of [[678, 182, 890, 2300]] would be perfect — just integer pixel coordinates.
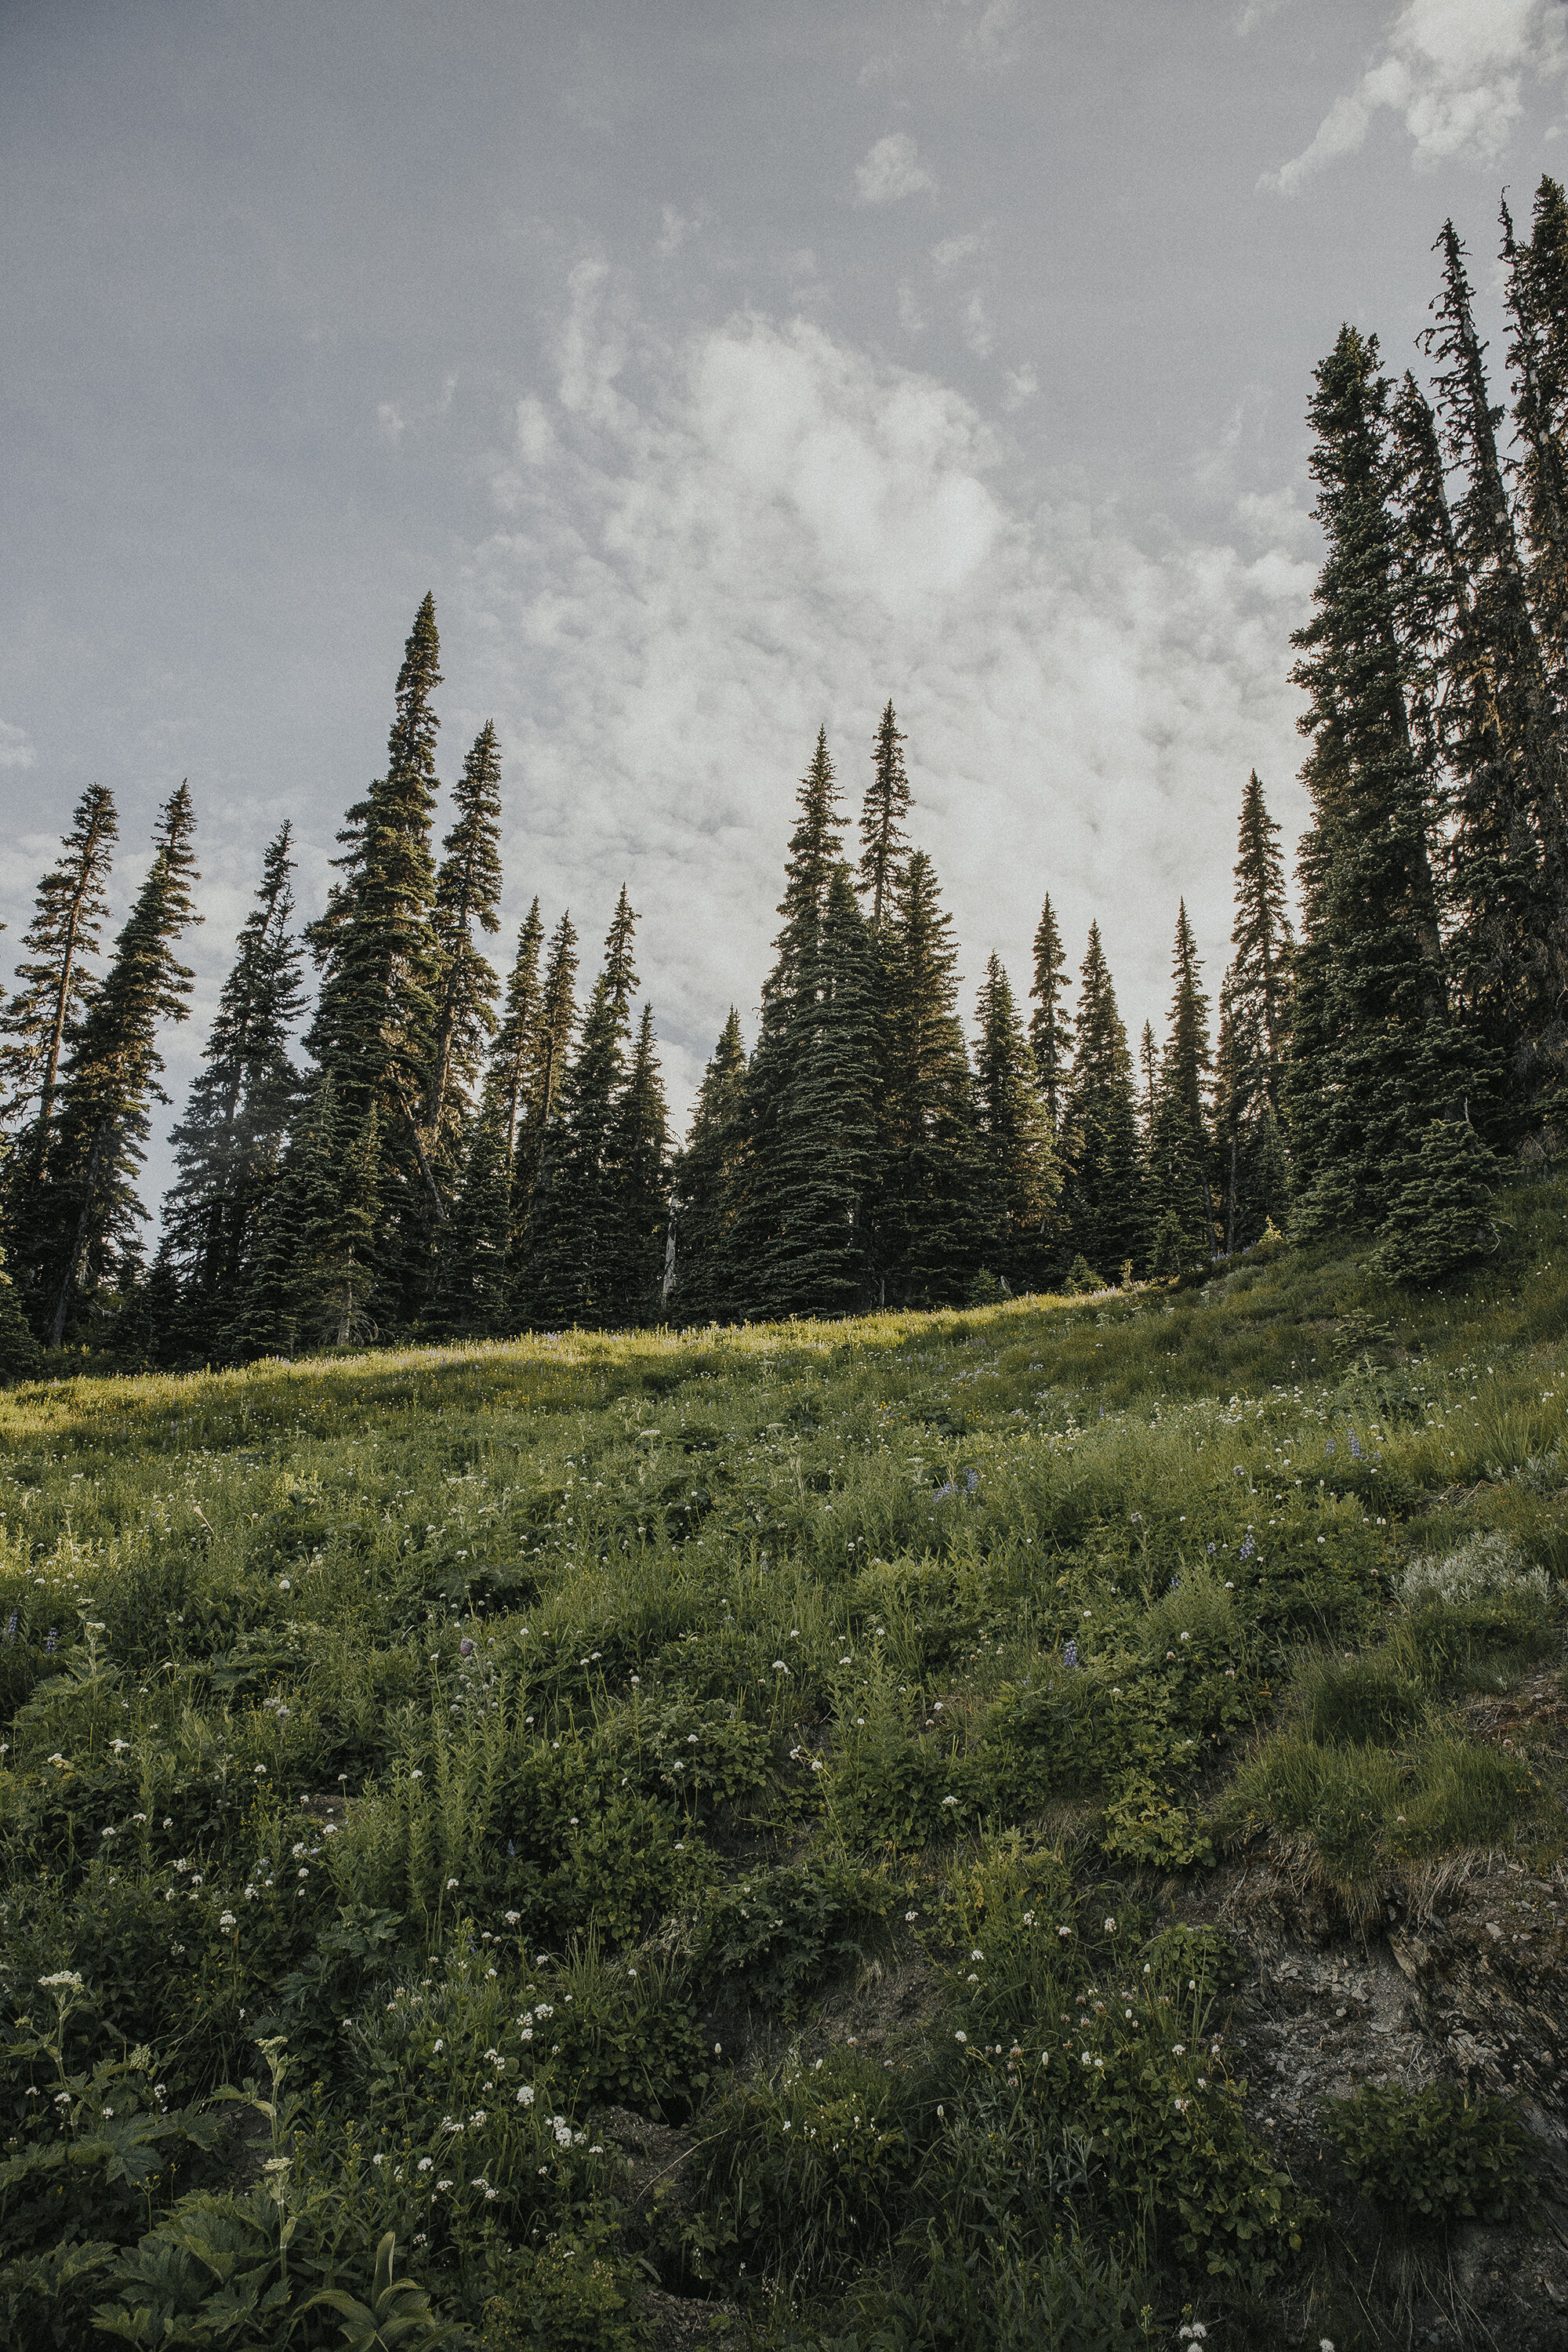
[[973, 953, 1058, 1290], [521, 974, 623, 1327], [727, 729, 849, 1293], [1028, 894, 1072, 1132], [162, 824, 306, 1348], [1502, 178, 1568, 693], [1137, 1022, 1158, 1138], [424, 720, 503, 1160], [876, 849, 984, 1307], [1059, 923, 1146, 1280], [749, 864, 881, 1319], [1286, 326, 1468, 1239], [608, 1001, 670, 1325], [510, 909, 579, 1286], [1368, 1116, 1499, 1285], [601, 885, 639, 1036], [0, 1244, 41, 1381], [857, 701, 912, 933], [31, 784, 201, 1348], [485, 899, 544, 1162], [670, 1009, 748, 1321], [1425, 225, 1568, 1142], [430, 1112, 512, 1337], [305, 593, 445, 1321], [0, 784, 118, 1182], [1148, 902, 1217, 1265], [233, 1080, 382, 1356]]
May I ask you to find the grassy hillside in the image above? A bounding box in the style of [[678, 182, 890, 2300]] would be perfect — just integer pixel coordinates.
[[2, 1180, 1566, 2350]]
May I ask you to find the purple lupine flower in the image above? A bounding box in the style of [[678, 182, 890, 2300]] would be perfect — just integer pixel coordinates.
[[3, 1612, 15, 1643], [934, 1481, 955, 1501], [1239, 1534, 1255, 1560], [1348, 1428, 1362, 1460], [1063, 1639, 1080, 1670], [44, 1627, 57, 1653], [1325, 1438, 1335, 1456], [964, 1468, 978, 1494], [459, 1639, 476, 1657], [1206, 1542, 1217, 1556], [1168, 1574, 1181, 1592]]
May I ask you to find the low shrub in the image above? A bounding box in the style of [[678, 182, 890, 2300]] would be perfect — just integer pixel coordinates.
[[1320, 2079, 1536, 2230]]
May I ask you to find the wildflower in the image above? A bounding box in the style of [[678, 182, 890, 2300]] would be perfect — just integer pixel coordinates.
[[39, 1969, 83, 1991], [219, 1911, 237, 1929], [446, 1878, 459, 1891], [516, 2085, 535, 2106], [459, 1638, 475, 1656], [1105, 1916, 1117, 1933], [905, 1910, 918, 1922], [954, 2030, 967, 2043], [1063, 1638, 1079, 1669]]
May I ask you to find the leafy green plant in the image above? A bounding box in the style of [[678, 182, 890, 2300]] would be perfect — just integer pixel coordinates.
[[1320, 2079, 1536, 2230], [302, 2229, 463, 2347]]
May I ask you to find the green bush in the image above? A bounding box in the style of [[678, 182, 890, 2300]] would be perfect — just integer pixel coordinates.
[[1320, 2079, 1535, 2230], [1298, 1653, 1426, 1746], [695, 1859, 894, 2014]]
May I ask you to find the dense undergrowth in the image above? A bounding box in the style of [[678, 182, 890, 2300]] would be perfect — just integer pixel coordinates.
[[1, 1178, 1565, 2348]]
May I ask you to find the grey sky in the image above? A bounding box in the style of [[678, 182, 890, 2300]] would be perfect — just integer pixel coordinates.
[[2, 0, 1565, 1205]]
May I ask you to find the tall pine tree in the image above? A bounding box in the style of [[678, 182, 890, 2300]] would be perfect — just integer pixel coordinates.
[[974, 953, 1058, 1290], [162, 823, 306, 1351], [1286, 327, 1468, 1240], [305, 593, 445, 1323], [1059, 923, 1146, 1282], [1148, 902, 1217, 1266], [876, 849, 984, 1308], [1028, 895, 1072, 1132], [31, 784, 201, 1348], [424, 720, 503, 1163], [484, 898, 544, 1161], [857, 701, 912, 934], [670, 1009, 748, 1321], [0, 784, 118, 1185]]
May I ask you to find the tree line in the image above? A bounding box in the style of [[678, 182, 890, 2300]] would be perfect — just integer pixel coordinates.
[[1, 182, 1564, 1370]]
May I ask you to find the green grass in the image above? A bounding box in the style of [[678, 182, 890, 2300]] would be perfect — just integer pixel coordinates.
[[1, 1177, 1565, 2347]]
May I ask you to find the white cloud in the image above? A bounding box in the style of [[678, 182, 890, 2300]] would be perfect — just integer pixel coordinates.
[[1235, 0, 1293, 32], [898, 280, 927, 334], [1002, 361, 1040, 410], [376, 401, 405, 446], [657, 205, 705, 257], [1263, 0, 1568, 191], [460, 268, 1313, 1124], [0, 720, 36, 771], [962, 291, 995, 357], [943, 0, 1025, 73], [931, 230, 984, 278], [855, 131, 936, 204]]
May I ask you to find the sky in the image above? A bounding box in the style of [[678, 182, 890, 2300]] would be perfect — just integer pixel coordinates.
[[2, 0, 1566, 1206]]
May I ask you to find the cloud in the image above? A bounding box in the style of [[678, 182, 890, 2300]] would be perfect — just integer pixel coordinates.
[[657, 205, 706, 257], [854, 131, 937, 204], [1234, 0, 1293, 32], [898, 280, 927, 334], [0, 720, 36, 771], [943, 0, 1025, 72], [1002, 361, 1040, 410], [1263, 0, 1568, 191], [376, 401, 405, 446], [931, 230, 984, 278], [459, 267, 1313, 1124]]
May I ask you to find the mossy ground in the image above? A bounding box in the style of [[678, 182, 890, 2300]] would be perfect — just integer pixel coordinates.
[[2, 1179, 1566, 2348]]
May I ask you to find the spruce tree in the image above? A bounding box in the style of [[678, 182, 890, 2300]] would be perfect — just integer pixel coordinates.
[[485, 899, 544, 1161], [0, 784, 118, 1183], [601, 885, 639, 1036], [749, 863, 881, 1319], [31, 784, 201, 1349], [727, 729, 849, 1292], [670, 1009, 748, 1321], [430, 1112, 513, 1338], [1215, 775, 1294, 1250], [1426, 223, 1568, 1143], [608, 1001, 670, 1326], [305, 593, 445, 1323], [1368, 1116, 1498, 1285], [857, 701, 912, 934], [1502, 178, 1568, 694], [1148, 902, 1218, 1265], [234, 1080, 382, 1356], [973, 953, 1058, 1291], [1137, 1022, 1158, 1139], [521, 974, 623, 1328], [161, 824, 306, 1350], [1059, 923, 1146, 1280], [0, 1243, 41, 1381], [424, 720, 503, 1163], [876, 849, 984, 1307], [1028, 894, 1072, 1132], [1286, 326, 1468, 1240], [510, 909, 579, 1291]]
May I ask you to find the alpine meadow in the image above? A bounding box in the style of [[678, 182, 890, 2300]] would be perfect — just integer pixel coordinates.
[[2, 180, 1568, 2352]]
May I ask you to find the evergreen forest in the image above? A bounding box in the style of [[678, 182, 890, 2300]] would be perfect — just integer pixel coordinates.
[[5, 194, 1568, 1373]]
